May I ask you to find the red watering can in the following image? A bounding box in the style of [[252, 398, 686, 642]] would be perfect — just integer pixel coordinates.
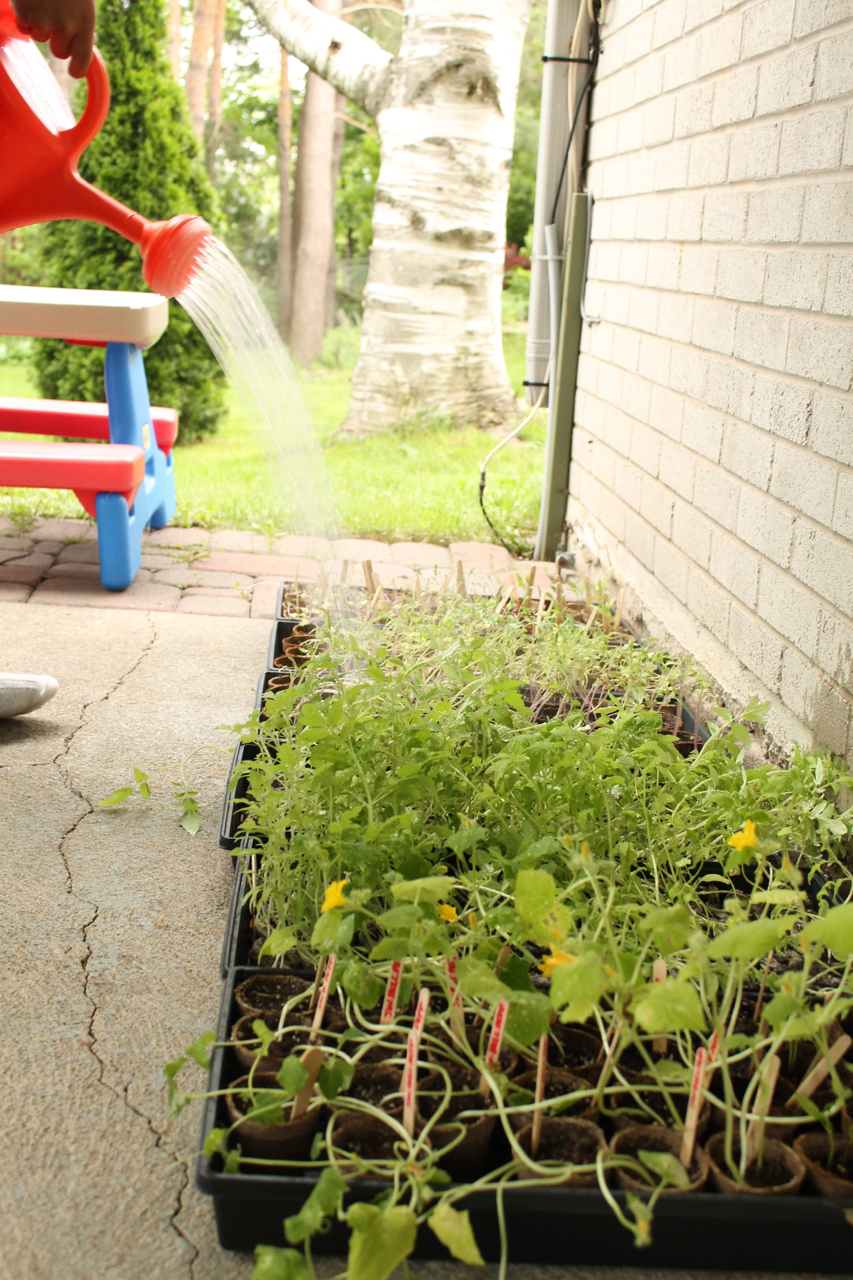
[[0, 0, 211, 297]]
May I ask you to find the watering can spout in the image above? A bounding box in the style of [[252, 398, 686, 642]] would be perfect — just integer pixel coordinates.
[[0, 0, 211, 296]]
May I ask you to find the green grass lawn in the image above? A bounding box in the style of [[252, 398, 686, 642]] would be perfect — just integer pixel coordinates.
[[0, 328, 545, 548]]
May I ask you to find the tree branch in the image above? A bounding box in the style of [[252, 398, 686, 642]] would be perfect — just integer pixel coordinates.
[[245, 0, 393, 117]]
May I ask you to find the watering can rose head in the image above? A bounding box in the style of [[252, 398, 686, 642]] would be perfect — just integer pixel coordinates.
[[0, 0, 211, 297]]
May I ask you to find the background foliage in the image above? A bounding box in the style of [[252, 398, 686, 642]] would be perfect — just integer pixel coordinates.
[[31, 0, 225, 442]]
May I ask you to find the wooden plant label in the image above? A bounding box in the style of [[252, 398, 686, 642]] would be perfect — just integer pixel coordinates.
[[446, 956, 466, 1044], [309, 954, 337, 1043], [402, 987, 431, 1137], [679, 1046, 707, 1168], [291, 1045, 325, 1120], [788, 1034, 852, 1106], [480, 999, 510, 1094], [746, 1053, 781, 1165], [652, 957, 668, 1055], [531, 1032, 548, 1159], [380, 960, 404, 1026]]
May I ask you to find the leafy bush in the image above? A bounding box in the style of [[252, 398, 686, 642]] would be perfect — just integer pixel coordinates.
[[33, 0, 224, 443]]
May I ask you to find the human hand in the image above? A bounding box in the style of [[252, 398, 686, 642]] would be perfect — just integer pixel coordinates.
[[10, 0, 96, 78]]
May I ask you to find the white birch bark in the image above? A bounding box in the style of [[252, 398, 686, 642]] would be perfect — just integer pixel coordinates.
[[246, 0, 531, 430]]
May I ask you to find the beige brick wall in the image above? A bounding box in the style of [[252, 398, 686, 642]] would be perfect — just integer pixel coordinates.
[[571, 0, 853, 756]]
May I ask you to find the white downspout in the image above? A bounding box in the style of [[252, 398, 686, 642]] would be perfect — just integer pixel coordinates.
[[523, 0, 578, 408]]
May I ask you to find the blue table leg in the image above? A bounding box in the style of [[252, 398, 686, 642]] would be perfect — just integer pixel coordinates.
[[96, 342, 177, 589]]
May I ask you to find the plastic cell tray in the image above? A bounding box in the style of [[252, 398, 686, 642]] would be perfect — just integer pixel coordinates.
[[196, 968, 853, 1269]]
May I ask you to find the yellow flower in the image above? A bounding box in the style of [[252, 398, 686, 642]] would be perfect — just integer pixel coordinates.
[[539, 949, 574, 978], [727, 820, 757, 852], [469, 912, 478, 931], [321, 879, 349, 913], [437, 903, 457, 923]]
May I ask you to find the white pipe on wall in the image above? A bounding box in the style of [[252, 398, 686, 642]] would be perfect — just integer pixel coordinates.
[[523, 0, 579, 408]]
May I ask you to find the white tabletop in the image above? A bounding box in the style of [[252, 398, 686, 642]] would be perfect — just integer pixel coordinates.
[[0, 285, 169, 348]]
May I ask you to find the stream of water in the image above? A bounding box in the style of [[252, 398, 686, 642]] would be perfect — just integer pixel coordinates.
[[177, 237, 338, 545]]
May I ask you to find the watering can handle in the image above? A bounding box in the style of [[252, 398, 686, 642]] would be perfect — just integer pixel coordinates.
[[61, 48, 110, 168]]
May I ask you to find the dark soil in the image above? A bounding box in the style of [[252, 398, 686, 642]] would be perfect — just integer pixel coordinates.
[[420, 1066, 490, 1122], [235, 974, 311, 1016], [518, 1117, 603, 1165], [616, 1125, 704, 1186], [231, 1011, 314, 1061], [345, 1064, 404, 1108], [332, 1114, 404, 1162], [549, 1024, 602, 1075]]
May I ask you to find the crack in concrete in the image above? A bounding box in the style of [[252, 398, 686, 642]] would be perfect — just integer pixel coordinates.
[[49, 613, 200, 1277]]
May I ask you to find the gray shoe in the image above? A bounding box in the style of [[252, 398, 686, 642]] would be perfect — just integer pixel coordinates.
[[0, 674, 60, 718]]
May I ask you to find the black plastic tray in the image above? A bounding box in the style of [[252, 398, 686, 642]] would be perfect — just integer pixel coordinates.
[[196, 968, 853, 1268], [218, 741, 261, 851], [266, 618, 314, 672]]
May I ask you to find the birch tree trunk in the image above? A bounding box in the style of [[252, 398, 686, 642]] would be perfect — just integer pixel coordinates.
[[246, 0, 530, 430], [206, 0, 228, 174], [278, 49, 293, 341], [325, 91, 346, 330], [167, 0, 183, 80], [185, 0, 216, 142], [290, 0, 341, 367]]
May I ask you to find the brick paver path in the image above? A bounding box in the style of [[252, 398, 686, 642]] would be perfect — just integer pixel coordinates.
[[0, 517, 558, 617]]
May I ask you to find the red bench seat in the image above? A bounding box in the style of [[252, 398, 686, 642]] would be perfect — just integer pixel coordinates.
[[0, 397, 179, 454], [0, 439, 146, 516]]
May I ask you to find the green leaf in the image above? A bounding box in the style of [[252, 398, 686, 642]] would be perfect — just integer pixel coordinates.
[[311, 908, 356, 952], [342, 960, 384, 1009], [318, 1057, 355, 1101], [259, 929, 299, 960], [456, 956, 510, 1004], [752, 890, 806, 905], [252, 1245, 312, 1280], [376, 904, 422, 932], [501, 952, 536, 992], [138, 781, 151, 799], [625, 1193, 653, 1248], [346, 1204, 417, 1280], [369, 937, 411, 962], [642, 905, 692, 956], [202, 1126, 228, 1160], [284, 1167, 348, 1244], [505, 989, 553, 1047], [803, 903, 853, 959], [549, 951, 610, 1023], [185, 1031, 215, 1070], [252, 1018, 279, 1056], [632, 978, 707, 1034], [514, 868, 572, 947], [428, 1203, 485, 1265], [638, 1149, 691, 1190], [391, 876, 456, 905], [707, 917, 797, 961], [446, 822, 487, 854], [164, 1057, 189, 1114], [98, 786, 135, 807], [275, 1055, 310, 1098], [180, 805, 201, 835], [133, 768, 149, 786]]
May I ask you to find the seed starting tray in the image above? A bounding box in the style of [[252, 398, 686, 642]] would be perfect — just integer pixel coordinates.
[[196, 967, 853, 1269]]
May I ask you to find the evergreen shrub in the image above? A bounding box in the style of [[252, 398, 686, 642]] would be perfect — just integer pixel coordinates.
[[34, 0, 224, 442]]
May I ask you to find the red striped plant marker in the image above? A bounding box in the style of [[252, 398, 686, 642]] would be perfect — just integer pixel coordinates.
[[679, 1046, 707, 1168], [403, 987, 431, 1137], [380, 960, 404, 1026], [446, 955, 466, 1044], [480, 999, 510, 1095], [309, 954, 336, 1044]]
